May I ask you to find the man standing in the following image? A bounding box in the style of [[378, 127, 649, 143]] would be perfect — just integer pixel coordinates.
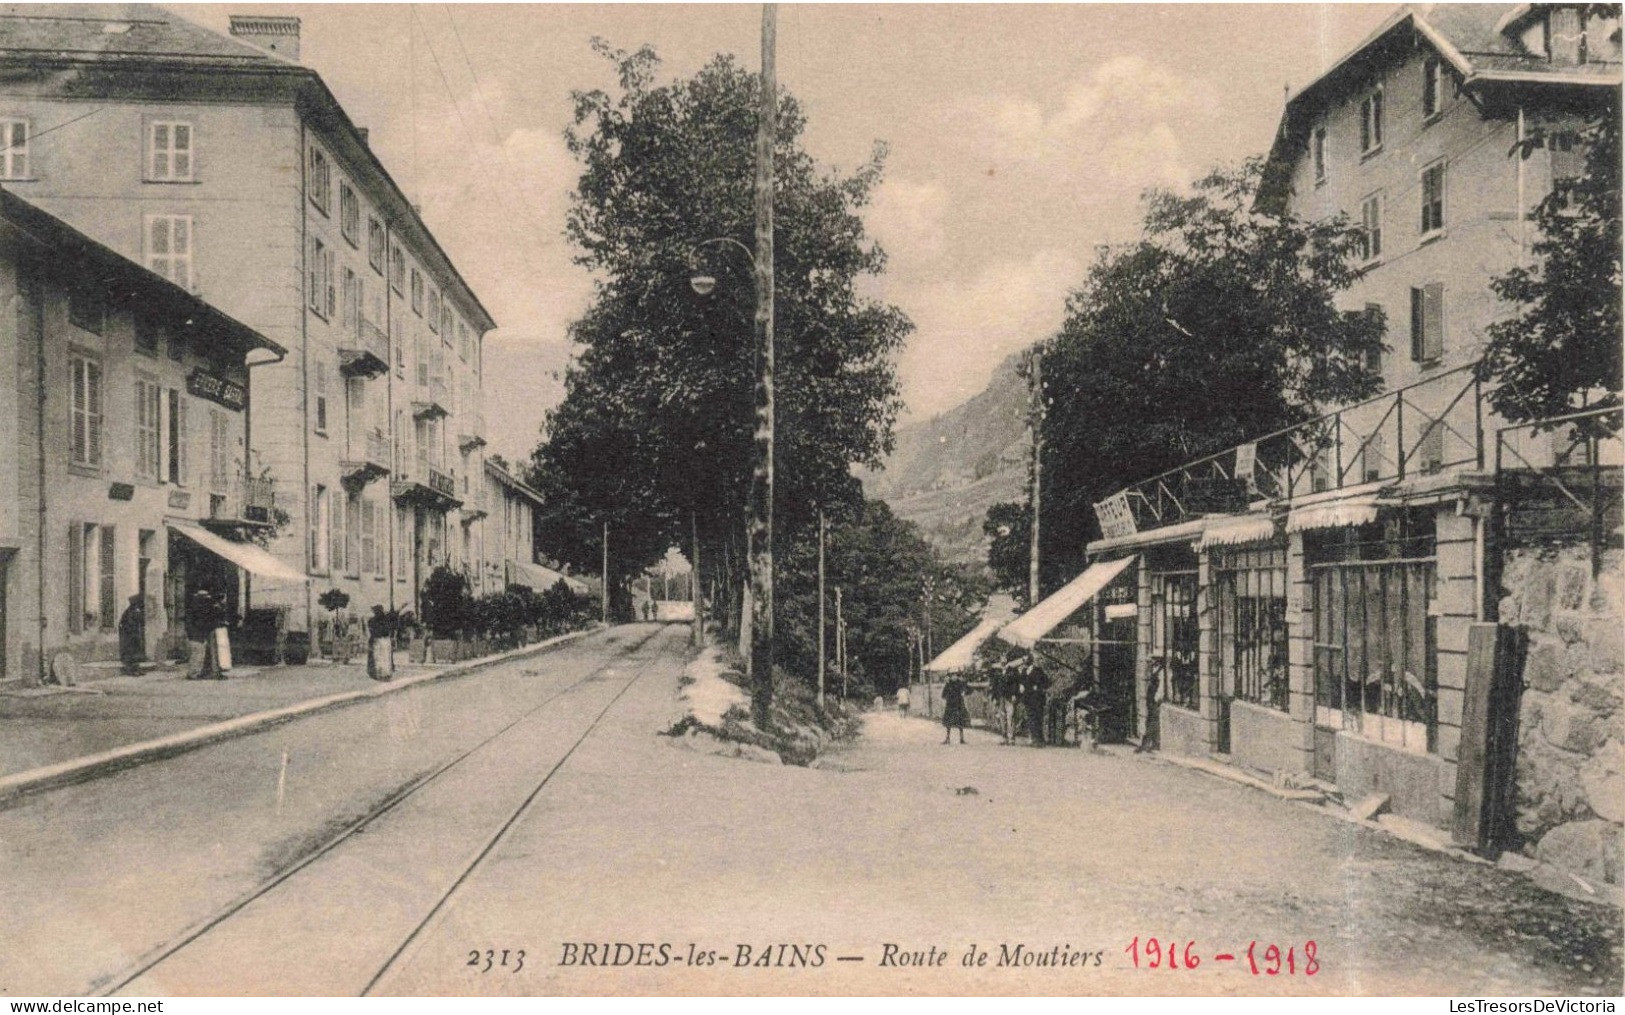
[[117, 595, 146, 676], [189, 590, 226, 680]]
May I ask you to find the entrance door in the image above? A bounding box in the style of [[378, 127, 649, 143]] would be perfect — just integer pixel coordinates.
[[1095, 616, 1137, 743]]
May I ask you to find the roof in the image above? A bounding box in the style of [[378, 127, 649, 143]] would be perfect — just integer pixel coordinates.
[[0, 4, 496, 334], [1258, 3, 1623, 212], [485, 460, 546, 508], [923, 594, 1018, 674], [0, 188, 284, 360], [997, 556, 1138, 650], [511, 560, 588, 596]]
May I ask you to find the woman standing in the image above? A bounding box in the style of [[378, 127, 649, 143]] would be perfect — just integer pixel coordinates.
[[941, 673, 970, 745]]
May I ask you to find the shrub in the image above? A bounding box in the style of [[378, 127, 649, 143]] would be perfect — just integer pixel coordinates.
[[420, 566, 474, 638]]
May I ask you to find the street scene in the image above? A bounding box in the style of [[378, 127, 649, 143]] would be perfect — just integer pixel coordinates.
[[0, 1, 1620, 1000]]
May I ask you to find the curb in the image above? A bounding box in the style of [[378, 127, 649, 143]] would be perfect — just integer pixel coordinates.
[[0, 625, 606, 808]]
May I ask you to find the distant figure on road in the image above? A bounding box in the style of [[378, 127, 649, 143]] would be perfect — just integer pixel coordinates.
[[1024, 657, 1050, 746], [895, 684, 911, 718], [367, 605, 394, 681], [643, 600, 654, 621], [117, 595, 146, 676], [989, 659, 1017, 744], [940, 673, 969, 744]]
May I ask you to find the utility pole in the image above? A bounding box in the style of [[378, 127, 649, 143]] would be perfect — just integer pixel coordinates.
[[1027, 346, 1043, 608], [745, 2, 778, 725], [835, 587, 845, 698], [601, 521, 609, 625], [817, 509, 826, 709]]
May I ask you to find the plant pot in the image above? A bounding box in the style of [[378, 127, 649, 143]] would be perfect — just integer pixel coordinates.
[[284, 631, 311, 666], [408, 638, 427, 664], [431, 638, 458, 664]]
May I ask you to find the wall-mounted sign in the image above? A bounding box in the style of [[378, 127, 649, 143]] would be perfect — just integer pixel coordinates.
[[168, 489, 192, 511], [1234, 441, 1258, 494], [108, 482, 135, 501], [187, 369, 246, 412], [1093, 492, 1137, 541]]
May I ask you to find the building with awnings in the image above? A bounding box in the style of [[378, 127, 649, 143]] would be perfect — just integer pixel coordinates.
[[475, 461, 588, 599], [0, 191, 287, 684], [1063, 4, 1621, 842]]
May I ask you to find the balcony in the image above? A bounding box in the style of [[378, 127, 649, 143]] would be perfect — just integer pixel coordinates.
[[341, 429, 391, 491], [392, 463, 461, 512], [461, 483, 490, 524], [413, 374, 450, 420], [338, 320, 390, 379], [201, 474, 279, 536], [1093, 364, 1492, 540], [459, 412, 487, 453]]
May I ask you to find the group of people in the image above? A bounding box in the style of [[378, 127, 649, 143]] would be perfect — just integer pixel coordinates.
[[893, 651, 1105, 748]]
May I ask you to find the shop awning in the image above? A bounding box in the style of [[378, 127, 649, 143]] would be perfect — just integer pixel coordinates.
[[997, 555, 1137, 649], [168, 521, 309, 583], [1286, 495, 1380, 533], [924, 595, 1017, 674], [511, 560, 589, 596], [1200, 513, 1279, 549]]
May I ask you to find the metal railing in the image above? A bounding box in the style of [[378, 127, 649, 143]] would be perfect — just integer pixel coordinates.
[[358, 319, 389, 363], [207, 474, 277, 524], [1101, 363, 1486, 535], [1494, 404, 1623, 574], [428, 465, 456, 498]]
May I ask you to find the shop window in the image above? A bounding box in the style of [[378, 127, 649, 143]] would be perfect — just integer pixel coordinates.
[[1149, 567, 1199, 710], [1215, 545, 1289, 712]]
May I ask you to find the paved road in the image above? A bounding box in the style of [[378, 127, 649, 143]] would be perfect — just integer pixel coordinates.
[[2, 622, 1616, 996]]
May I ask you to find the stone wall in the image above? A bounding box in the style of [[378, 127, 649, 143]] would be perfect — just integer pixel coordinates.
[[1499, 544, 1624, 886]]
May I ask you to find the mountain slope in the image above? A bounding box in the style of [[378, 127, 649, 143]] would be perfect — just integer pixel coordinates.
[[862, 352, 1031, 565]]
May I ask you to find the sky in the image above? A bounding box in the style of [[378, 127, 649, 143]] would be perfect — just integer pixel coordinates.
[[183, 2, 1394, 465]]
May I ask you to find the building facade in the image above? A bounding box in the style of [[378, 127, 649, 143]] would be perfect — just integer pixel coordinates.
[[0, 6, 495, 640], [0, 190, 285, 684], [1039, 4, 1620, 840]]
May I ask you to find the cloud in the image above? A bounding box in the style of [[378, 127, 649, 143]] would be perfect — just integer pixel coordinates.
[[866, 177, 950, 266]]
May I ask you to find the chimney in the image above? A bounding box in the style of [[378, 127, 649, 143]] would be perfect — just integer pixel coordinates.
[[229, 15, 301, 62]]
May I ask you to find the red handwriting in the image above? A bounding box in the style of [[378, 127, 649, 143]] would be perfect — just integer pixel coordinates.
[[1123, 938, 1319, 976]]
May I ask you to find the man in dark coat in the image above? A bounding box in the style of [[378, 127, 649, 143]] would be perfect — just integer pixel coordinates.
[[1024, 657, 1050, 746], [189, 590, 225, 680], [117, 595, 146, 675], [940, 673, 970, 745]]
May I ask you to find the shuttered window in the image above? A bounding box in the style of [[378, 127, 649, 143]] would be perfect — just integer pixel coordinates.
[[345, 495, 361, 577], [135, 377, 162, 481], [67, 521, 84, 635], [1420, 162, 1446, 235], [98, 525, 116, 632], [1409, 284, 1444, 362], [209, 409, 231, 493], [70, 354, 103, 468], [361, 499, 379, 577], [167, 390, 188, 486]]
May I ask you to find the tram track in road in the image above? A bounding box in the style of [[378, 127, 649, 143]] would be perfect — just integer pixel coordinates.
[[97, 624, 676, 998]]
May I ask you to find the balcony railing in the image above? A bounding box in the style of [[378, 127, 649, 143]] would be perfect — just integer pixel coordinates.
[[342, 429, 391, 490], [428, 465, 456, 498], [1095, 363, 1488, 537], [1494, 405, 1623, 571], [203, 474, 277, 529], [391, 461, 462, 511], [413, 374, 451, 420], [339, 320, 390, 378]]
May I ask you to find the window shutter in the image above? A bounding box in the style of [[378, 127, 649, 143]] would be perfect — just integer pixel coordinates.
[[346, 496, 360, 575], [99, 525, 116, 631], [71, 360, 87, 464], [1423, 283, 1444, 360], [1410, 287, 1425, 361], [67, 521, 83, 635], [330, 492, 345, 574]]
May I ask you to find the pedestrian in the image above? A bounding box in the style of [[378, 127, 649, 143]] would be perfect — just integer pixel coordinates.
[[188, 590, 227, 680], [895, 683, 911, 718], [989, 658, 1017, 744], [940, 672, 969, 744], [1024, 656, 1049, 746], [117, 594, 146, 676], [367, 605, 394, 681]]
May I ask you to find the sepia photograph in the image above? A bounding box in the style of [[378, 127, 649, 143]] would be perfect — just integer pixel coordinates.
[[0, 0, 1619, 1000]]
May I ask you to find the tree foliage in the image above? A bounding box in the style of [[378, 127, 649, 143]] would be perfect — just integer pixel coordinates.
[[1039, 159, 1385, 585], [982, 500, 1031, 607], [528, 42, 911, 620], [1483, 97, 1622, 435]]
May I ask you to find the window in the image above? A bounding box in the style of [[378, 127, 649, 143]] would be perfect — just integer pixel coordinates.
[[1215, 545, 1289, 712], [341, 268, 359, 335], [308, 145, 331, 214], [69, 523, 116, 635], [307, 236, 334, 318], [368, 217, 385, 275], [440, 307, 453, 344], [1359, 87, 1383, 154], [314, 360, 329, 434], [167, 389, 187, 486], [0, 118, 28, 179], [1410, 283, 1444, 362], [148, 121, 193, 181], [135, 377, 162, 482], [340, 183, 360, 246], [1420, 161, 1446, 235], [392, 315, 405, 376], [1312, 125, 1328, 184], [68, 289, 105, 335], [69, 353, 103, 469], [1549, 132, 1584, 209], [344, 494, 361, 577], [410, 270, 423, 316], [361, 498, 379, 577], [167, 327, 186, 362], [1358, 192, 1383, 262], [427, 289, 440, 333], [1150, 565, 1200, 710], [134, 314, 159, 356], [329, 488, 347, 576], [145, 215, 193, 289], [1362, 303, 1383, 375], [208, 409, 231, 493], [1421, 57, 1444, 120], [415, 332, 429, 387], [395, 505, 410, 580], [390, 245, 405, 294], [457, 322, 470, 362], [311, 484, 330, 574]]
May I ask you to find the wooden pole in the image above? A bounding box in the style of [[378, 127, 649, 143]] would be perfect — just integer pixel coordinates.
[[817, 509, 826, 709], [601, 521, 608, 625], [691, 510, 704, 647], [836, 587, 845, 697], [1028, 346, 1043, 607], [745, 2, 777, 725]]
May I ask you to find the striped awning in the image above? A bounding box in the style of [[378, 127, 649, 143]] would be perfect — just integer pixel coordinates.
[[997, 555, 1137, 649], [1286, 496, 1380, 533], [1199, 514, 1278, 549]]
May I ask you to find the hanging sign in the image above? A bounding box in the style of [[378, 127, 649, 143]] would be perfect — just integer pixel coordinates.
[[1093, 492, 1137, 541], [1235, 441, 1258, 494], [187, 369, 246, 412]]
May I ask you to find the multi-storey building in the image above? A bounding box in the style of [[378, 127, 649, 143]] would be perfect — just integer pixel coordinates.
[[1011, 4, 1620, 838], [0, 189, 287, 684], [0, 6, 495, 637], [478, 460, 587, 597]]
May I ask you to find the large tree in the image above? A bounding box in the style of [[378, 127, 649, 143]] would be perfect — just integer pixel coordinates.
[[529, 42, 911, 624], [1482, 96, 1622, 435], [1038, 159, 1386, 586]]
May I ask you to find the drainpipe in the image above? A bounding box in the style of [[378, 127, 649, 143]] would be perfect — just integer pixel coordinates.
[[31, 257, 46, 686], [299, 122, 313, 637], [384, 224, 396, 616]]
